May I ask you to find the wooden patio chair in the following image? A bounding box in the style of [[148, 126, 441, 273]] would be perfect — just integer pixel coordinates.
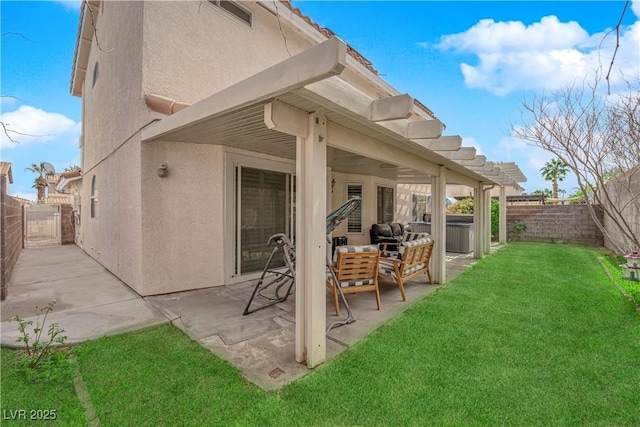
[[379, 238, 434, 301], [327, 245, 381, 316]]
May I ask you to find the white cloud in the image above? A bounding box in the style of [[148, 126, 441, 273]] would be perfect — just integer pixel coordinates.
[[633, 0, 640, 18], [51, 0, 82, 12], [462, 136, 484, 156], [434, 15, 640, 95], [437, 16, 589, 54], [0, 105, 81, 149]]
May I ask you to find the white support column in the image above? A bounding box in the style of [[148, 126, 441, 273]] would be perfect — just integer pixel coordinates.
[[295, 113, 327, 368], [473, 182, 484, 259], [484, 188, 492, 254], [499, 186, 507, 244], [431, 166, 447, 284]]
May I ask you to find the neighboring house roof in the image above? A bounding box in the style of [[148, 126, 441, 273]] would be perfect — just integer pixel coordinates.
[[12, 196, 33, 206], [0, 162, 13, 184], [45, 194, 72, 204]]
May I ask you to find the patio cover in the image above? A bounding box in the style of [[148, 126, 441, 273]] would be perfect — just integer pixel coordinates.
[[141, 38, 525, 367]]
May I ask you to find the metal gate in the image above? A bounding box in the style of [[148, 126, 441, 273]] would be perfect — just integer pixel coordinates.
[[25, 204, 61, 247]]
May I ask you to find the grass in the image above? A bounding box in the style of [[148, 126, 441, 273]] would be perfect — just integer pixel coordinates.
[[0, 349, 87, 426], [1, 243, 639, 426]]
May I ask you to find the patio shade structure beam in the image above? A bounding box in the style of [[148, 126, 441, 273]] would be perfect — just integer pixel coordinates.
[[141, 38, 348, 142], [369, 94, 414, 121], [414, 135, 461, 151], [458, 156, 487, 167], [404, 120, 444, 140], [435, 147, 477, 161]]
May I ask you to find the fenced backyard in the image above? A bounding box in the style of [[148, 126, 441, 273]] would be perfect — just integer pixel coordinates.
[[2, 242, 638, 425]]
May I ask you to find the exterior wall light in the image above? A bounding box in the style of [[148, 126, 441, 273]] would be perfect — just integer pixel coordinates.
[[157, 162, 168, 178]]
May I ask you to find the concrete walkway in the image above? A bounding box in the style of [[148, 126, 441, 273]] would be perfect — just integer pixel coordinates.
[[1, 245, 168, 347]]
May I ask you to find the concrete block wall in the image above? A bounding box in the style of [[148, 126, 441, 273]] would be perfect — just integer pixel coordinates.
[[1, 177, 24, 300], [507, 205, 604, 247], [61, 204, 75, 245]]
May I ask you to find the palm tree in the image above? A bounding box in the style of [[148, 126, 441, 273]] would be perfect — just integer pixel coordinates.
[[24, 162, 49, 203], [540, 159, 569, 198]]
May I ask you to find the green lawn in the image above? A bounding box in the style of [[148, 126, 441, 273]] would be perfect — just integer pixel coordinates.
[[2, 243, 639, 426]]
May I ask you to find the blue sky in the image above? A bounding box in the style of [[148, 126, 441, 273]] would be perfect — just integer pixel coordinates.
[[1, 0, 639, 200]]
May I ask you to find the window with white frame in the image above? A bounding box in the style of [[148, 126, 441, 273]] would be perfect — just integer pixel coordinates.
[[90, 175, 98, 218], [208, 0, 252, 27], [346, 184, 363, 233], [377, 186, 394, 224], [412, 193, 429, 222]]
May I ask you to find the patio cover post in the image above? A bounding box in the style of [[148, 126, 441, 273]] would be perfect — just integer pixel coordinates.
[[295, 113, 328, 368], [484, 188, 492, 254], [474, 182, 485, 259], [499, 186, 507, 244], [431, 166, 447, 284]]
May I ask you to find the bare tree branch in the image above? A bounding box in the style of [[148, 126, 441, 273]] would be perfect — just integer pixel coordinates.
[[1, 32, 35, 42], [515, 74, 640, 254], [86, 2, 113, 53], [601, 0, 631, 94]]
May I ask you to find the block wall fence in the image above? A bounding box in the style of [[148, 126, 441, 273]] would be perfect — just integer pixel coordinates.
[[506, 204, 605, 247], [1, 177, 24, 301]]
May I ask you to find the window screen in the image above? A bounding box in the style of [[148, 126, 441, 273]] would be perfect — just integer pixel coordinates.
[[239, 167, 287, 274], [377, 186, 394, 224], [346, 184, 363, 233]]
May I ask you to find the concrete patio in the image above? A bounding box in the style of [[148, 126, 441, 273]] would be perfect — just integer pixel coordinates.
[[1, 244, 498, 390]]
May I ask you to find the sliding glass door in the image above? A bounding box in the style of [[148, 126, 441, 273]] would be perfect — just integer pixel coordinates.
[[235, 165, 294, 275]]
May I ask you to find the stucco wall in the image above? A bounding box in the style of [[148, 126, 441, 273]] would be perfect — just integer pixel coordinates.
[[83, 1, 146, 169], [79, 138, 143, 290], [140, 141, 225, 295], [141, 1, 314, 104], [141, 1, 394, 106], [78, 1, 147, 291]]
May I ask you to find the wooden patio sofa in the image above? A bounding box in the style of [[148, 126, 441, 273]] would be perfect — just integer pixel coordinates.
[[378, 238, 434, 301]]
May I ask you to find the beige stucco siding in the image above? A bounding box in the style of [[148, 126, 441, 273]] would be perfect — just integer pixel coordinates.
[[78, 1, 145, 290], [141, 1, 315, 104], [83, 1, 147, 169], [140, 141, 225, 295], [78, 138, 142, 290], [141, 1, 393, 105]]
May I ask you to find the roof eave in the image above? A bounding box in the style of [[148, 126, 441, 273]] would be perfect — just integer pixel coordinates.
[[70, 1, 100, 97]]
